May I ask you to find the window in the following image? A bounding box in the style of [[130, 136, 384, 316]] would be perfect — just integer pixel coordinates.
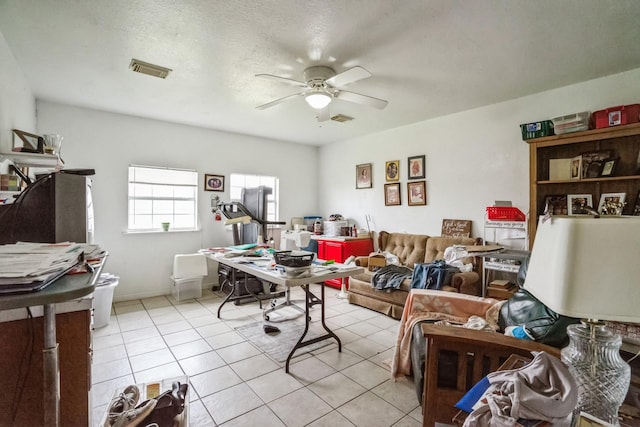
[[128, 165, 198, 231], [229, 174, 279, 221]]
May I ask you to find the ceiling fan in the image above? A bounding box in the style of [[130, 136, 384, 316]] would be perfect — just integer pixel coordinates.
[[255, 66, 388, 121]]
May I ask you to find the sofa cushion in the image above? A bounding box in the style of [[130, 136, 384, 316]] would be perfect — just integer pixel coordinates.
[[378, 231, 429, 268], [424, 236, 477, 263]]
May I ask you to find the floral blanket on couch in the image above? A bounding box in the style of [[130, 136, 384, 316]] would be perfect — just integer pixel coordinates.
[[391, 289, 504, 378]]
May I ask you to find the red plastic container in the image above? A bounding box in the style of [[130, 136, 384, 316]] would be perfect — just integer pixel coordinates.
[[486, 206, 526, 221], [593, 104, 640, 129]]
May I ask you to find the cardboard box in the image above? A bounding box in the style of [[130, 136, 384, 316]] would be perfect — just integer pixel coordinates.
[[367, 253, 386, 271], [487, 284, 518, 300]]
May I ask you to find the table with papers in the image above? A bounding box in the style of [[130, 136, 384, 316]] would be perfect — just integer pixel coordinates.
[[0, 242, 106, 426], [208, 252, 364, 372]]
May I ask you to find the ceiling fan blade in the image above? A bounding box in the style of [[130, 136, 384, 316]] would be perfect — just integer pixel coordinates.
[[256, 92, 304, 110], [325, 66, 371, 87], [255, 73, 308, 88], [316, 107, 330, 122], [335, 90, 388, 110]]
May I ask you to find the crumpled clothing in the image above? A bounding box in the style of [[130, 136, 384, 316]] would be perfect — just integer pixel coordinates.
[[444, 245, 473, 273], [462, 351, 577, 427], [371, 265, 413, 291]]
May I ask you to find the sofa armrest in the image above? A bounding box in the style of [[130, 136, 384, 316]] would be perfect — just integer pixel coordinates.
[[354, 256, 369, 268], [451, 271, 481, 296]]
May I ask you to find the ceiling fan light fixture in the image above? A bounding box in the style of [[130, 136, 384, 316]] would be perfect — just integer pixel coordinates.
[[305, 91, 332, 109]]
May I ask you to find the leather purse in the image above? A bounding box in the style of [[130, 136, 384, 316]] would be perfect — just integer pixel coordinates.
[[498, 288, 579, 348]]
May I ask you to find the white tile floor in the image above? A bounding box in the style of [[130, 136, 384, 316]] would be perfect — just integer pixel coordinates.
[[91, 285, 425, 427]]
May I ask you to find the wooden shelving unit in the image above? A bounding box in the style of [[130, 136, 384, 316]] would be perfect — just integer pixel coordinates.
[[526, 123, 640, 246]]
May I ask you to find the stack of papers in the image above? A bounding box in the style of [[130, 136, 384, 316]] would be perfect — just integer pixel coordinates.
[[0, 242, 85, 294]]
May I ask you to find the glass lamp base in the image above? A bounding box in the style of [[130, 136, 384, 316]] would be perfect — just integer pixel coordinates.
[[561, 320, 630, 426]]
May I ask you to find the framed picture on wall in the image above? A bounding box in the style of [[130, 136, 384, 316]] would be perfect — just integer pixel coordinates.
[[384, 183, 401, 206], [204, 174, 224, 192], [408, 155, 425, 180], [385, 160, 400, 182], [407, 181, 426, 206], [356, 163, 373, 189]]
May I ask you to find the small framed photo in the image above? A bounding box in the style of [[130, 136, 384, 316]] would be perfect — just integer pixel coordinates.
[[570, 155, 582, 180], [356, 163, 372, 189], [567, 194, 593, 215], [408, 155, 425, 180], [598, 192, 626, 215], [543, 194, 568, 215], [407, 181, 426, 206], [385, 160, 400, 182], [634, 190, 640, 216], [204, 174, 224, 192], [384, 183, 401, 206], [600, 158, 618, 177]]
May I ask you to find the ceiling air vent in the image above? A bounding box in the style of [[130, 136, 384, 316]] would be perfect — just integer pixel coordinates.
[[331, 114, 354, 123], [129, 59, 172, 79]]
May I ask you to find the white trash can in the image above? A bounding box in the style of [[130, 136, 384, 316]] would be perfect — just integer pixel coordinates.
[[93, 273, 119, 328]]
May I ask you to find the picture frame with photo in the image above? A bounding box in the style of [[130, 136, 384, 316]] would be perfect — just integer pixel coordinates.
[[356, 163, 372, 189], [633, 190, 640, 216], [543, 194, 568, 215], [407, 155, 425, 180], [407, 181, 426, 206], [580, 150, 612, 179], [570, 155, 582, 180], [599, 158, 618, 177], [204, 174, 224, 192], [385, 160, 400, 182], [384, 183, 401, 206], [597, 192, 626, 216], [567, 194, 593, 215]]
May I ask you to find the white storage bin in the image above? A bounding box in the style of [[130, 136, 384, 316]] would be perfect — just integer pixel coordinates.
[[551, 111, 591, 134], [323, 220, 348, 236], [171, 277, 203, 300], [171, 253, 207, 301], [93, 276, 119, 328]]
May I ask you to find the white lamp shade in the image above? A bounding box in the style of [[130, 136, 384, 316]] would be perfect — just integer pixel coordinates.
[[524, 215, 640, 323], [305, 92, 332, 109]]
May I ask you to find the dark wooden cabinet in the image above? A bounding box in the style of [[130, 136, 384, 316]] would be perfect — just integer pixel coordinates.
[[527, 123, 640, 246], [0, 308, 91, 426], [316, 237, 373, 289]]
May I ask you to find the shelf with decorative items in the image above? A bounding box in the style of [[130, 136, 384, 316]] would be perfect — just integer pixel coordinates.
[[526, 122, 640, 246]]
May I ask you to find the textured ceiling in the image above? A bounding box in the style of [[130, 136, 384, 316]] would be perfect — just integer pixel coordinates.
[[1, 0, 640, 145]]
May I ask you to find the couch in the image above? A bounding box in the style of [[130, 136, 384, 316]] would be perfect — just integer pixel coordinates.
[[347, 231, 482, 319]]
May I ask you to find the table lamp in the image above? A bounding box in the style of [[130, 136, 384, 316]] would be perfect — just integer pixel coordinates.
[[523, 215, 640, 425]]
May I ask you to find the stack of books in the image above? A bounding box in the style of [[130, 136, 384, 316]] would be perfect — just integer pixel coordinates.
[[487, 279, 518, 300]]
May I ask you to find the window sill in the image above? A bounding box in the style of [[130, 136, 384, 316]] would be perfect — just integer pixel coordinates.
[[124, 228, 201, 235]]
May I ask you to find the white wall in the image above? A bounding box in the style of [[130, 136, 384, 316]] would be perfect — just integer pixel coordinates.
[[318, 68, 640, 242], [36, 102, 318, 301], [0, 31, 35, 163]]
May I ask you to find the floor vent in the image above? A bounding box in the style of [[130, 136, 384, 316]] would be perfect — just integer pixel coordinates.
[[331, 114, 354, 123], [129, 59, 172, 79]]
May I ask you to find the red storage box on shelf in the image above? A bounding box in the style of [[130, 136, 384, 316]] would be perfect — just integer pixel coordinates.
[[593, 104, 640, 129], [486, 206, 526, 221]]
